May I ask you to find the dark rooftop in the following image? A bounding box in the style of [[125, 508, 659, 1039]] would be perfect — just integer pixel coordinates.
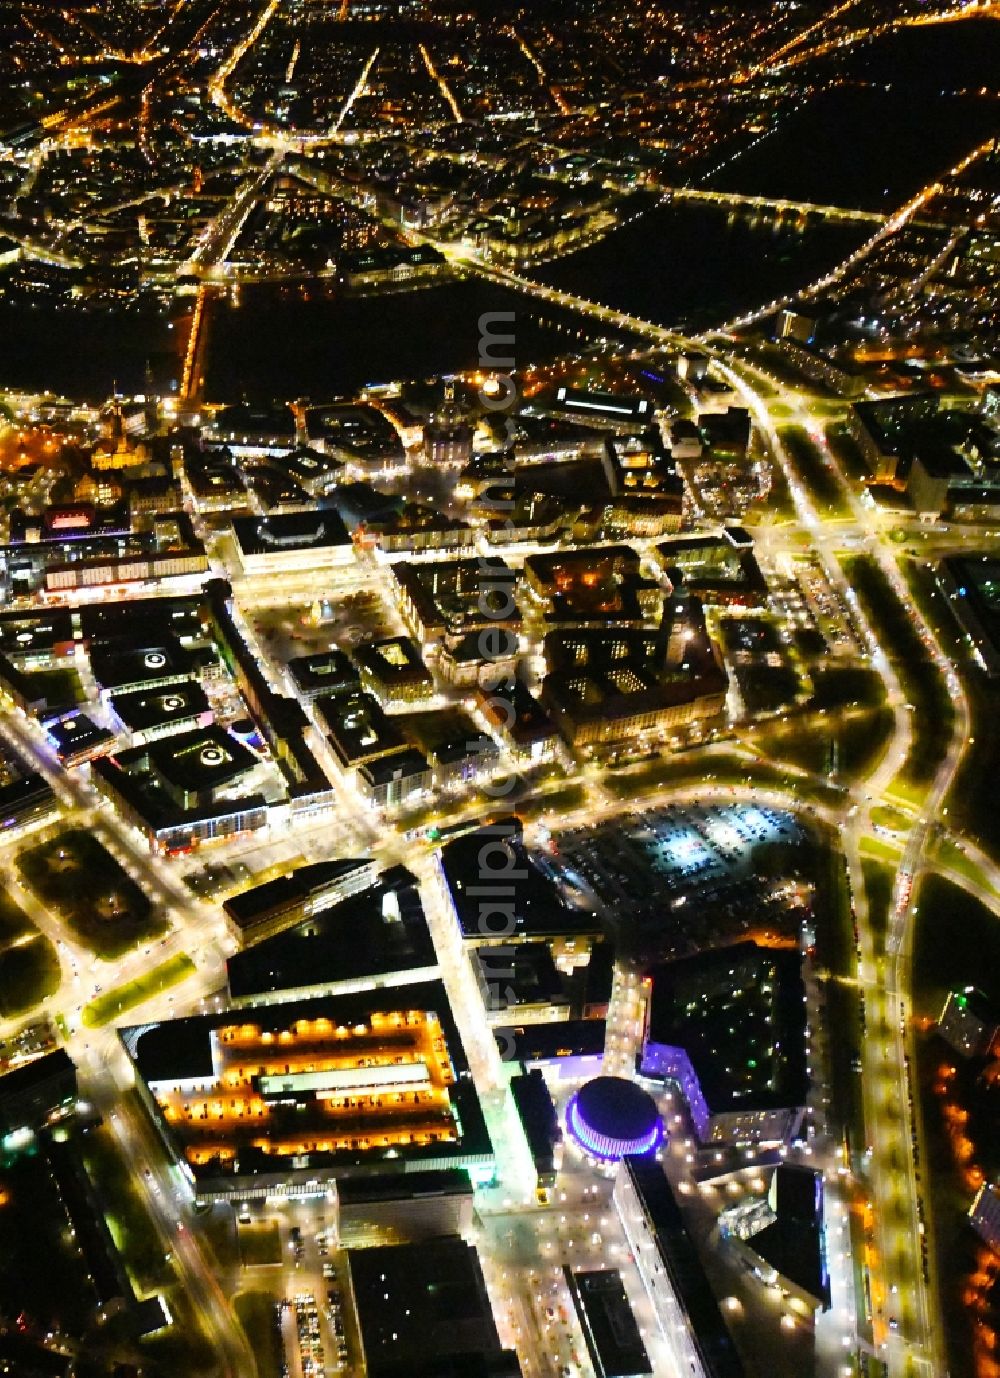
[[232, 508, 351, 557], [0, 1048, 75, 1104], [213, 403, 296, 440], [749, 1165, 830, 1309], [143, 725, 258, 799], [78, 594, 203, 646], [643, 942, 808, 1115], [223, 859, 376, 930], [358, 748, 431, 789], [44, 714, 115, 762], [494, 1019, 606, 1063], [316, 690, 407, 766], [564, 1268, 652, 1378], [474, 943, 565, 1011], [336, 1168, 472, 1207], [89, 637, 197, 692], [510, 1068, 560, 1175], [621, 1159, 745, 1378], [476, 678, 557, 748], [911, 445, 972, 481], [348, 1237, 516, 1378], [108, 681, 211, 734], [226, 867, 436, 998], [286, 648, 359, 697], [440, 820, 602, 943], [302, 403, 403, 459], [0, 610, 74, 658]]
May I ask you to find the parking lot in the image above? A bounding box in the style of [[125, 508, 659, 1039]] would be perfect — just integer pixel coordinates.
[[557, 802, 799, 895], [552, 803, 804, 957]]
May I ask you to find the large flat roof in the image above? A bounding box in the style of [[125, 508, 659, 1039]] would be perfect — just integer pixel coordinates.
[[0, 609, 74, 657], [226, 867, 436, 997], [348, 1237, 514, 1378], [89, 637, 197, 691], [109, 681, 210, 733], [232, 508, 351, 557], [79, 595, 204, 645], [494, 1019, 606, 1063], [144, 725, 257, 796], [643, 942, 808, 1115], [0, 1048, 75, 1103], [336, 1167, 472, 1207], [121, 982, 491, 1186], [440, 822, 602, 943]]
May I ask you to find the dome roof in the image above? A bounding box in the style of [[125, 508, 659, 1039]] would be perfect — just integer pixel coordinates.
[[566, 1076, 662, 1162]]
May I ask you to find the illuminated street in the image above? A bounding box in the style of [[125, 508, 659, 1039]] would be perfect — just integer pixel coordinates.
[[1, 4, 1000, 1378]]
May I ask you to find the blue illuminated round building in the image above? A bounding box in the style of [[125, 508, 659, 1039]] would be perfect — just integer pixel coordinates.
[[566, 1076, 663, 1162]]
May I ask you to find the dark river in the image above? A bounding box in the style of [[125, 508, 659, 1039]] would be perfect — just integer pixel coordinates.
[[197, 201, 865, 402], [0, 19, 991, 402]]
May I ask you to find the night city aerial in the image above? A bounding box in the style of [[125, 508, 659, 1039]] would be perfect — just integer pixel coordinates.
[[3, 4, 1000, 1378]]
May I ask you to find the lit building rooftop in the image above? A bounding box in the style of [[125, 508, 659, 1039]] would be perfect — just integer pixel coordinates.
[[120, 983, 492, 1201]]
